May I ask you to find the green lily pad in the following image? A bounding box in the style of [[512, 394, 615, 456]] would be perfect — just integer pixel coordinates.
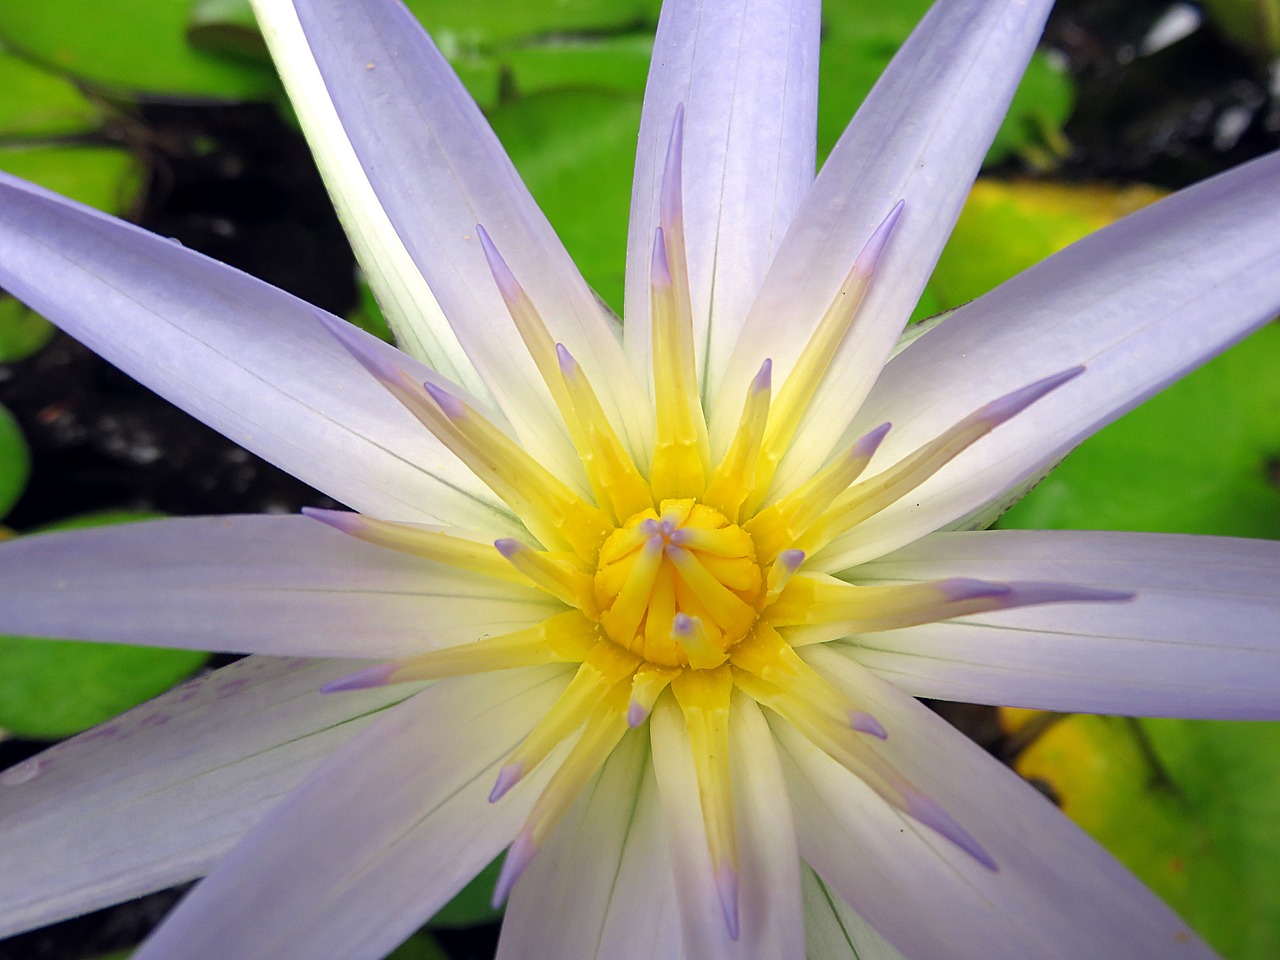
[[929, 179, 1167, 312], [503, 34, 653, 97], [0, 295, 55, 363], [0, 0, 277, 99], [0, 404, 30, 521], [0, 512, 208, 740], [1008, 711, 1280, 959], [1000, 321, 1280, 540], [0, 144, 145, 215], [490, 89, 642, 314], [0, 53, 104, 139], [388, 933, 449, 960], [817, 0, 1074, 168]]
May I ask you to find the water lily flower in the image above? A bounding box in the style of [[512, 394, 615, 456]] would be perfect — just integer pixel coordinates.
[[0, 0, 1277, 957]]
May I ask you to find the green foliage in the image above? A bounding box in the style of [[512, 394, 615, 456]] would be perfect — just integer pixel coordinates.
[[0, 53, 104, 139], [0, 513, 208, 740], [0, 0, 276, 99], [429, 856, 504, 928], [0, 404, 30, 521], [491, 90, 642, 314]]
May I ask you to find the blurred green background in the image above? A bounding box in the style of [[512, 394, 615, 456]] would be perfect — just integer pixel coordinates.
[[0, 0, 1277, 957]]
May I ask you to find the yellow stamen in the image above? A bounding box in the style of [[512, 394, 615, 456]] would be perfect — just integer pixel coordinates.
[[419, 380, 610, 560], [702, 359, 772, 522], [746, 202, 903, 510], [744, 422, 890, 564], [800, 367, 1083, 556], [650, 227, 709, 499], [303, 508, 527, 586], [495, 538, 596, 612]]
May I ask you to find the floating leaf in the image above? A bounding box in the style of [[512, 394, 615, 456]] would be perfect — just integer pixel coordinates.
[[0, 53, 104, 139], [0, 144, 145, 215], [0, 0, 277, 99], [1001, 322, 1280, 540], [1006, 711, 1280, 960], [491, 89, 641, 314], [0, 404, 30, 521], [388, 932, 450, 960], [0, 512, 208, 740], [503, 34, 653, 97], [929, 179, 1166, 312]]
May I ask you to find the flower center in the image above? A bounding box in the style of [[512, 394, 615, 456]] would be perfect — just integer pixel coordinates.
[[594, 499, 763, 667]]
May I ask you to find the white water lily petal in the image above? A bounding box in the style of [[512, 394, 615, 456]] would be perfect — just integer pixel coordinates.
[[0, 173, 516, 531], [650, 693, 805, 960], [285, 0, 650, 479], [498, 732, 680, 960], [778, 646, 1218, 960], [625, 0, 820, 402], [0, 656, 410, 939], [249, 0, 481, 393], [135, 666, 571, 960], [821, 149, 1280, 569], [838, 529, 1280, 718], [0, 516, 557, 659], [801, 866, 906, 960], [711, 0, 1053, 471]]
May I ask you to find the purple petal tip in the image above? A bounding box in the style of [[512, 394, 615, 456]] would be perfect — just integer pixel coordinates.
[[904, 791, 998, 872], [492, 831, 537, 907], [627, 701, 649, 728], [651, 227, 672, 287], [493, 538, 522, 560], [715, 863, 740, 940], [423, 381, 466, 420], [751, 358, 773, 393], [938, 578, 1012, 603], [489, 762, 524, 803], [854, 200, 905, 275], [854, 422, 892, 458], [301, 506, 357, 531], [555, 342, 578, 375], [778, 548, 805, 571], [980, 366, 1084, 425], [849, 710, 888, 739], [320, 663, 397, 693], [1007, 582, 1136, 607]]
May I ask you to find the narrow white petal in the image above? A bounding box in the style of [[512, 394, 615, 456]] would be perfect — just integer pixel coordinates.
[[840, 529, 1280, 719], [136, 666, 571, 960], [249, 0, 481, 392], [801, 865, 906, 960], [624, 0, 820, 403], [0, 172, 515, 531], [649, 693, 804, 960], [498, 731, 680, 960], [823, 150, 1280, 568], [711, 0, 1053, 469], [0, 516, 558, 659], [776, 647, 1218, 960], [280, 0, 650, 477], [0, 657, 409, 938]]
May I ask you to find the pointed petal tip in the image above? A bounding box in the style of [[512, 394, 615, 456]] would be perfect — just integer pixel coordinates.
[[854, 421, 892, 459], [489, 761, 524, 803], [1008, 582, 1136, 606], [903, 791, 998, 872], [475, 223, 522, 302], [422, 380, 466, 419], [492, 830, 537, 907], [854, 200, 906, 275], [937, 578, 1013, 603], [493, 538, 522, 560], [555, 341, 578, 376], [751, 357, 773, 393], [715, 862, 741, 941], [651, 227, 672, 288], [849, 710, 888, 739], [627, 700, 649, 728], [659, 107, 686, 229], [320, 662, 398, 693], [979, 365, 1085, 425]]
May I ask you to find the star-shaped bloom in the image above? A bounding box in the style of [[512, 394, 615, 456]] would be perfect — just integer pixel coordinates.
[[0, 0, 1278, 958]]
